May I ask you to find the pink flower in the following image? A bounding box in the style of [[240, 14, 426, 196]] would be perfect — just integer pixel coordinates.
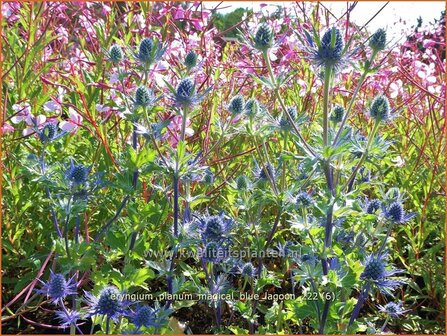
[[23, 115, 46, 136], [60, 108, 83, 133], [11, 103, 32, 124], [163, 115, 194, 147], [2, 123, 15, 133]]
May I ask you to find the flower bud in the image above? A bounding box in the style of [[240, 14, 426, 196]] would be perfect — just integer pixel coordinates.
[[135, 86, 154, 107], [369, 28, 387, 52], [109, 44, 123, 63], [330, 105, 344, 123], [228, 95, 245, 115], [138, 38, 153, 63], [318, 28, 344, 67], [244, 99, 260, 118], [370, 95, 390, 122], [236, 175, 249, 191], [254, 23, 273, 52], [184, 50, 198, 69], [296, 192, 313, 208]]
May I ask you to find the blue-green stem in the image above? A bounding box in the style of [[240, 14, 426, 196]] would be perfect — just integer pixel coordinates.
[[105, 316, 110, 334], [333, 51, 378, 146], [322, 65, 333, 147], [262, 50, 316, 157], [343, 120, 380, 192], [180, 105, 189, 142], [377, 220, 394, 256], [347, 282, 371, 329], [380, 316, 391, 333], [63, 196, 72, 258], [281, 131, 288, 192], [40, 147, 62, 238]]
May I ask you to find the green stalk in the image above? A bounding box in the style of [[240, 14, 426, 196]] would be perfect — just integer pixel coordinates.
[[343, 120, 380, 192], [333, 51, 378, 146], [380, 316, 390, 333], [181, 105, 189, 142], [322, 65, 333, 147], [262, 51, 316, 157], [281, 131, 288, 192]]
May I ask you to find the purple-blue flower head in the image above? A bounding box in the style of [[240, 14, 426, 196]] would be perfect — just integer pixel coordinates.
[[55, 309, 81, 328], [200, 241, 228, 263], [378, 301, 409, 318], [170, 77, 211, 109], [385, 201, 417, 224], [38, 122, 66, 144], [134, 86, 155, 108], [241, 262, 256, 278], [135, 38, 165, 66], [66, 158, 91, 186], [361, 254, 405, 295], [296, 192, 313, 208], [36, 270, 77, 305], [195, 212, 234, 242], [301, 26, 354, 72], [130, 305, 161, 329], [85, 286, 128, 321]]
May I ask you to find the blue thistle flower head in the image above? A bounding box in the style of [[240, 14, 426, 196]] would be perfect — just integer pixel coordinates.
[[66, 159, 91, 185], [203, 169, 214, 185], [241, 262, 256, 278], [362, 255, 386, 281], [55, 309, 81, 328], [378, 302, 408, 318], [134, 86, 155, 108], [197, 212, 234, 242], [254, 162, 276, 182], [86, 285, 128, 321], [38, 122, 65, 144], [40, 122, 57, 143], [253, 23, 274, 52], [131, 305, 160, 329], [136, 37, 166, 66], [170, 77, 211, 108], [228, 95, 245, 115], [138, 38, 153, 62], [370, 95, 390, 122], [279, 107, 298, 131], [385, 201, 416, 224], [235, 175, 250, 191], [361, 254, 404, 294], [244, 98, 261, 118], [316, 28, 344, 69], [36, 270, 77, 305], [369, 28, 387, 52], [366, 198, 382, 214], [109, 44, 124, 63], [176, 78, 195, 102], [296, 192, 313, 208], [184, 50, 198, 69], [330, 105, 344, 123]]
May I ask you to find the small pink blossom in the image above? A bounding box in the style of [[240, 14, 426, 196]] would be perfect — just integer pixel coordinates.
[[11, 103, 32, 124], [60, 108, 83, 133], [2, 123, 15, 133], [163, 115, 194, 147]]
